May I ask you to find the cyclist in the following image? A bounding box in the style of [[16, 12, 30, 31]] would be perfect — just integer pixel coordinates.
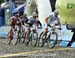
[[48, 10, 61, 27], [15, 13, 23, 44], [40, 10, 61, 47], [8, 15, 17, 44], [17, 14, 27, 43], [24, 12, 41, 45]]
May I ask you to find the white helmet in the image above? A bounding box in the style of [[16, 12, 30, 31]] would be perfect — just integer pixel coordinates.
[[54, 10, 59, 15]]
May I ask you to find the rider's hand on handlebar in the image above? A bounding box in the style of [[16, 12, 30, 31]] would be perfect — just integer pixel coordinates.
[[58, 28, 62, 30]]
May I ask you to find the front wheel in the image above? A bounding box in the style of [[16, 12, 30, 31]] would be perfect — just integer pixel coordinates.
[[15, 31, 21, 45], [47, 32, 58, 48], [31, 32, 38, 47]]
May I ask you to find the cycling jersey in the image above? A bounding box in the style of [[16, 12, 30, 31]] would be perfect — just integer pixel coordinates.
[[16, 18, 22, 27], [48, 13, 60, 25], [28, 16, 37, 26], [21, 17, 28, 25]]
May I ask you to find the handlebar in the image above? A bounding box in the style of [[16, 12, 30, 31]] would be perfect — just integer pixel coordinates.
[[48, 24, 62, 30]]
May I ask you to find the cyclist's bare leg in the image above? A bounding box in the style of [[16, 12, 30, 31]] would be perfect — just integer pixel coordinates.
[[8, 26, 14, 44], [23, 26, 30, 45], [22, 32, 26, 43], [41, 28, 48, 47], [8, 36, 13, 44], [25, 31, 30, 46]]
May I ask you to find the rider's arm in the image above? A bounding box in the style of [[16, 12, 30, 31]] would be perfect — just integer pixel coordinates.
[[37, 20, 42, 26], [58, 16, 61, 29], [45, 17, 49, 23]]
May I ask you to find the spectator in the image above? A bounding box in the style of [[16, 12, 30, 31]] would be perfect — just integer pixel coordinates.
[[0, 4, 5, 26]]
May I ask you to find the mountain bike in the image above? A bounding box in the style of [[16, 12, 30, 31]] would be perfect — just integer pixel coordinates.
[[39, 24, 61, 48]]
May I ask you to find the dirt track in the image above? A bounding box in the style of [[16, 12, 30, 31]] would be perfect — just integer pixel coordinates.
[[0, 39, 75, 58]]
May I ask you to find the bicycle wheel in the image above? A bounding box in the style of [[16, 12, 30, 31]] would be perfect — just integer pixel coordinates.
[[31, 32, 38, 47], [47, 32, 58, 48], [15, 31, 21, 45]]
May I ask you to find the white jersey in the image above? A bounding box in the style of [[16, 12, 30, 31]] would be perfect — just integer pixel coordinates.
[[48, 12, 60, 25]]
